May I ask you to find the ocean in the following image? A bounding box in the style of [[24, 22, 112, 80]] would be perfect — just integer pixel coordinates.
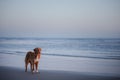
[[0, 37, 120, 60]]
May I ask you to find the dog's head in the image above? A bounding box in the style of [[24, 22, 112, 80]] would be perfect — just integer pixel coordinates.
[[34, 48, 41, 59], [34, 48, 41, 54]]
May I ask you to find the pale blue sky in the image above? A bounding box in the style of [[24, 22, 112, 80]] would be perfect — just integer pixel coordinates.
[[0, 0, 120, 38]]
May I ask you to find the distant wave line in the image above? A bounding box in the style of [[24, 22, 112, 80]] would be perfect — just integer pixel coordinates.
[[0, 51, 120, 60], [42, 53, 120, 60]]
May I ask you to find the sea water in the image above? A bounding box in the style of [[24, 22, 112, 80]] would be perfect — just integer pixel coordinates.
[[0, 37, 120, 60]]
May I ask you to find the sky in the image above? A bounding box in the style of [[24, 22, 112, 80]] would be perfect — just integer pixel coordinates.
[[0, 0, 120, 38]]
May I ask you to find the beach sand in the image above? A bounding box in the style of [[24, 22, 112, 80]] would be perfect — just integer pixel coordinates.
[[0, 54, 120, 80], [0, 66, 119, 80]]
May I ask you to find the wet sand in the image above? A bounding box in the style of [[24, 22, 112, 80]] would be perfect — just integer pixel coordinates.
[[0, 66, 119, 80], [0, 53, 120, 80]]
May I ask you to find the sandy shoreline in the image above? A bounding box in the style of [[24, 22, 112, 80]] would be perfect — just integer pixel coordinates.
[[0, 66, 119, 80], [0, 53, 120, 80]]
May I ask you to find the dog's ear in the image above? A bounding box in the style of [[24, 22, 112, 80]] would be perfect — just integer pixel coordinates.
[[38, 48, 41, 51], [34, 48, 37, 52]]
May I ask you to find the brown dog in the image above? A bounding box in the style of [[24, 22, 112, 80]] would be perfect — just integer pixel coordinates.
[[25, 48, 41, 73]]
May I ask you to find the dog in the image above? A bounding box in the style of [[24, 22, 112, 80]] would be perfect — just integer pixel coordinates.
[[25, 48, 41, 73]]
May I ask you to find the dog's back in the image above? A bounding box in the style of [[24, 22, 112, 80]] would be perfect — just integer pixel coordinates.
[[25, 51, 35, 63]]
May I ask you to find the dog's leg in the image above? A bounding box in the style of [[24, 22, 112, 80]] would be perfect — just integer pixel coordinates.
[[25, 62, 28, 72], [32, 63, 34, 73], [30, 62, 33, 73], [35, 62, 39, 72], [35, 63, 37, 72], [30, 62, 35, 74]]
